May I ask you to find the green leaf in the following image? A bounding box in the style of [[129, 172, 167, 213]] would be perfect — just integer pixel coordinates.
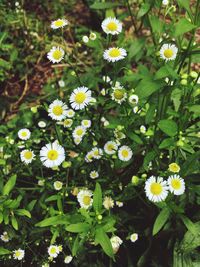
[[135, 79, 164, 99], [153, 208, 170, 235], [137, 3, 150, 18], [95, 227, 114, 258], [174, 18, 196, 37], [180, 222, 200, 252], [158, 119, 178, 137], [128, 38, 145, 59], [143, 151, 156, 171], [180, 215, 198, 235], [66, 223, 90, 233], [90, 2, 121, 9], [15, 209, 31, 218], [36, 215, 69, 227], [11, 216, 18, 230], [0, 247, 11, 255], [181, 151, 200, 176], [127, 132, 143, 144], [3, 175, 17, 195], [159, 138, 175, 149], [149, 16, 164, 34], [93, 183, 102, 213]]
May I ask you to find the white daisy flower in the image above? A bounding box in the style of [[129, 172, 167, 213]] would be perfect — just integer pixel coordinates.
[[85, 151, 94, 163], [129, 94, 139, 105], [38, 121, 46, 128], [82, 35, 89, 43], [48, 99, 68, 121], [110, 236, 123, 254], [130, 233, 138, 242], [72, 125, 86, 139], [47, 46, 65, 63], [64, 255, 73, 264], [69, 86, 92, 110], [103, 196, 114, 210], [145, 176, 169, 202], [111, 85, 127, 104], [51, 19, 68, 29], [58, 80, 65, 87], [63, 119, 73, 128], [116, 201, 123, 207], [90, 170, 99, 179], [91, 147, 103, 159], [74, 137, 82, 145], [104, 141, 118, 155], [118, 146, 133, 161], [140, 125, 146, 134], [13, 249, 25, 260], [48, 245, 60, 258], [162, 0, 169, 5], [40, 142, 65, 168], [101, 17, 122, 35], [89, 32, 97, 40], [66, 109, 75, 118], [103, 47, 127, 62], [160, 44, 178, 61], [0, 231, 9, 242], [53, 181, 63, 191], [77, 189, 93, 209], [167, 174, 185, 195], [20, 149, 35, 164], [81, 119, 91, 128], [18, 128, 31, 140]]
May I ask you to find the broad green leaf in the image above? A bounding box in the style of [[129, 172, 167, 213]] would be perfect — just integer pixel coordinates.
[[176, 0, 192, 16], [137, 3, 150, 18], [158, 119, 178, 137], [145, 104, 156, 124], [11, 216, 18, 230], [174, 18, 196, 37], [153, 208, 170, 235], [188, 105, 200, 115], [180, 215, 198, 235], [159, 138, 175, 149], [0, 212, 3, 223], [155, 65, 179, 80], [93, 183, 102, 213], [180, 222, 200, 252], [128, 38, 145, 59], [0, 247, 11, 255], [135, 79, 164, 99], [181, 151, 200, 176], [36, 215, 69, 227], [127, 132, 143, 144], [95, 228, 114, 258], [103, 218, 116, 232], [143, 151, 156, 171], [72, 235, 80, 256], [66, 223, 90, 233], [90, 2, 121, 9], [149, 16, 164, 34], [3, 175, 17, 195], [15, 209, 31, 218], [45, 195, 58, 202]]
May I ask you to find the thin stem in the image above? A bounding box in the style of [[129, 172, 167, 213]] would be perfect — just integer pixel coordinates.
[[125, 0, 138, 36]]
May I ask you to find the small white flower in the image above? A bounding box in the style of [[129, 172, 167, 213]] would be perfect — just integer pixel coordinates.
[[20, 149, 35, 164], [69, 86, 92, 110], [64, 255, 73, 264], [103, 47, 127, 62], [38, 179, 45, 186], [81, 119, 91, 128], [0, 231, 9, 242], [13, 249, 25, 260], [140, 125, 146, 134], [47, 46, 65, 63], [89, 32, 97, 40], [77, 189, 93, 209], [118, 146, 133, 161], [58, 80, 65, 87], [102, 76, 111, 83], [145, 176, 169, 202], [91, 147, 103, 159], [103, 196, 114, 210], [51, 19, 68, 29], [104, 141, 118, 155], [48, 99, 68, 121], [72, 125, 86, 139], [40, 142, 65, 168], [66, 109, 75, 118], [82, 36, 89, 43], [63, 119, 73, 128], [133, 106, 140, 114], [111, 85, 127, 104], [90, 170, 99, 179], [18, 128, 31, 140], [130, 233, 138, 243], [167, 174, 185, 195], [110, 236, 123, 254], [48, 245, 60, 258], [53, 181, 63, 191], [160, 44, 178, 61], [85, 151, 94, 163], [129, 94, 139, 105], [162, 0, 169, 5], [38, 121, 46, 128], [116, 201, 123, 207], [74, 137, 82, 145], [102, 17, 122, 35]]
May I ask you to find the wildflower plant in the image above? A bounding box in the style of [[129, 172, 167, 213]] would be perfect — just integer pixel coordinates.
[[0, 0, 200, 266]]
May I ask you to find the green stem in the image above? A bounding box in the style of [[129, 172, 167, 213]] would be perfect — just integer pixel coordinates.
[[125, 0, 138, 36]]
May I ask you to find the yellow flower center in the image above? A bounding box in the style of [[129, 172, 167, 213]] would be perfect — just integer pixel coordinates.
[[121, 149, 128, 158], [75, 92, 86, 104], [109, 48, 121, 58], [150, 182, 163, 195], [164, 49, 173, 58], [52, 105, 63, 116], [76, 129, 83, 136], [24, 151, 33, 160], [169, 163, 180, 173], [171, 179, 181, 190], [107, 22, 117, 31], [93, 150, 99, 156], [50, 247, 57, 254], [114, 89, 124, 100], [21, 131, 27, 137], [47, 150, 59, 160], [83, 195, 91, 205], [52, 50, 63, 60], [54, 20, 64, 27]]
